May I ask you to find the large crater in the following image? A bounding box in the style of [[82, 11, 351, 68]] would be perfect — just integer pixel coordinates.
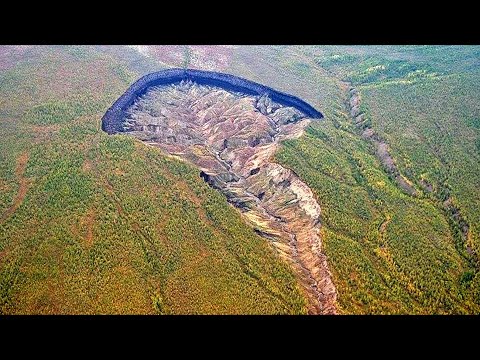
[[102, 68, 323, 134], [102, 70, 336, 314]]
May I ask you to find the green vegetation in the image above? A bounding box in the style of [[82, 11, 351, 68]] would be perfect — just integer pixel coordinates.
[[1, 45, 479, 314], [345, 57, 437, 85], [0, 46, 306, 314], [274, 46, 480, 314]]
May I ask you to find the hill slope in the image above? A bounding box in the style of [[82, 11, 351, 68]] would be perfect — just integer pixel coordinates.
[[274, 46, 480, 313], [0, 46, 306, 314], [128, 44, 480, 313], [1, 45, 479, 314]]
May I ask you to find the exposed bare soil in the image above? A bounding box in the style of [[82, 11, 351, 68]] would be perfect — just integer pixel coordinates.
[[121, 81, 337, 314]]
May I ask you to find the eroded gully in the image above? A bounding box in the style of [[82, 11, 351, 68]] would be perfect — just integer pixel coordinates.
[[121, 82, 337, 314], [346, 82, 477, 270]]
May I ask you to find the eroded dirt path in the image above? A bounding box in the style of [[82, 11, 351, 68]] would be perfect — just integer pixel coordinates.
[[0, 152, 30, 224], [119, 81, 337, 314]]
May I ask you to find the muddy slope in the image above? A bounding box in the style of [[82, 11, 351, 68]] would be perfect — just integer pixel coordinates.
[[117, 81, 337, 314]]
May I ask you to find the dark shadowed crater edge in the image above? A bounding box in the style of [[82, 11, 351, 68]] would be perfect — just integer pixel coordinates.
[[101, 68, 323, 134]]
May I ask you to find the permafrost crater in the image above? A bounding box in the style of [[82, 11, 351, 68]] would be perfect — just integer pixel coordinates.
[[102, 70, 337, 314]]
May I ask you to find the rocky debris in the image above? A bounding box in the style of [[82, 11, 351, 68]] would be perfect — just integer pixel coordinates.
[[376, 142, 396, 173], [256, 93, 280, 115], [355, 113, 366, 124], [419, 178, 434, 193], [396, 176, 416, 196], [120, 81, 337, 314], [361, 128, 375, 139]]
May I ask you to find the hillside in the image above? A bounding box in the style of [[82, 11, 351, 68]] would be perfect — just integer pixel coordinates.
[[111, 80, 335, 313], [1, 45, 479, 314], [0, 46, 306, 314], [275, 46, 480, 313]]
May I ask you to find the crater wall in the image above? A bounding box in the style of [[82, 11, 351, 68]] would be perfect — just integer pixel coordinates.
[[101, 69, 323, 134]]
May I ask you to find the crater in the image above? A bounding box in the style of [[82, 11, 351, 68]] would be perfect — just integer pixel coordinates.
[[102, 68, 323, 135], [102, 70, 336, 314]]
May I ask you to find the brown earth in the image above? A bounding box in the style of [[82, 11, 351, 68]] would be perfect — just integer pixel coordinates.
[[120, 81, 337, 314]]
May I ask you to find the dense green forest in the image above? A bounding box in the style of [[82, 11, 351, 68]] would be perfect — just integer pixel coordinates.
[[273, 46, 480, 313], [1, 45, 478, 314]]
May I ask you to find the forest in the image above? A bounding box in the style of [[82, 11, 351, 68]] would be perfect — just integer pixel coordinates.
[[1, 45, 479, 314], [275, 45, 480, 313]]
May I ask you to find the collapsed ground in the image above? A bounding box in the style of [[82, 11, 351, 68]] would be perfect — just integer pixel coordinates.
[[118, 81, 336, 314], [0, 46, 308, 314], [1, 45, 479, 314]]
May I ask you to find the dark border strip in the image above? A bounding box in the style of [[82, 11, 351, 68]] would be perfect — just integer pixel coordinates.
[[101, 68, 323, 134]]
